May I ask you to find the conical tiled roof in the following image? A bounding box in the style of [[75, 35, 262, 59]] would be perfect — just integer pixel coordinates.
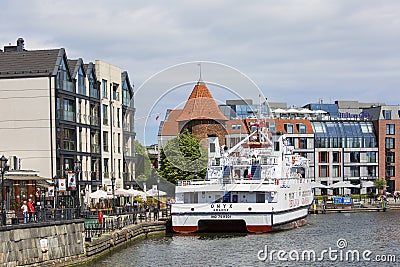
[[176, 82, 228, 122]]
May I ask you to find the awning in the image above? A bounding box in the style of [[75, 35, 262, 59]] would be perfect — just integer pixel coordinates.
[[4, 175, 49, 181]]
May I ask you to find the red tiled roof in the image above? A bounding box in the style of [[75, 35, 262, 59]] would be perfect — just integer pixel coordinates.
[[274, 119, 314, 134], [176, 82, 228, 122], [225, 120, 249, 134], [160, 110, 182, 136]]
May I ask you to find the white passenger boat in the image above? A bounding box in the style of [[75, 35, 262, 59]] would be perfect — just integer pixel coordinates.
[[171, 123, 313, 233]]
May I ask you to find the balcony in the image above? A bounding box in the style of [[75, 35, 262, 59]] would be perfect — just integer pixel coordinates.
[[63, 110, 75, 122], [61, 80, 75, 92], [90, 88, 100, 99]]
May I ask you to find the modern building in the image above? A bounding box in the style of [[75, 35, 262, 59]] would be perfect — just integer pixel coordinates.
[[0, 39, 135, 209], [366, 105, 400, 192]]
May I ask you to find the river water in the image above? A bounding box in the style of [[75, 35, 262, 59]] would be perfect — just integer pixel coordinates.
[[86, 210, 400, 267]]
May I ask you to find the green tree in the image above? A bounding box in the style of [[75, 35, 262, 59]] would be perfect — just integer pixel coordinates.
[[134, 140, 152, 184], [158, 129, 207, 184], [374, 178, 387, 195]]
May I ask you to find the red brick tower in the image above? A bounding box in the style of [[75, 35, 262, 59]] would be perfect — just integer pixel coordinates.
[[176, 81, 228, 145]]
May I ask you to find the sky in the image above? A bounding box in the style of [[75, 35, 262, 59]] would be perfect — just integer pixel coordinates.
[[1, 0, 400, 145]]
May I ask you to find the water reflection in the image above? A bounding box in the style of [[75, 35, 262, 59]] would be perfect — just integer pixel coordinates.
[[85, 211, 400, 267]]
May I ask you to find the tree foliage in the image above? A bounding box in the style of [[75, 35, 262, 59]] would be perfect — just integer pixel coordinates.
[[374, 178, 387, 194], [158, 129, 208, 184], [134, 140, 152, 184]]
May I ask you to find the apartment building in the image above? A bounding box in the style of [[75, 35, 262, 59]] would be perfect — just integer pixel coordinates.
[[0, 39, 135, 204]]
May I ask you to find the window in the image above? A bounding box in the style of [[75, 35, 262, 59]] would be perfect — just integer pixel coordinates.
[[319, 166, 328, 177], [102, 79, 108, 99], [319, 152, 328, 163], [102, 105, 108, 125], [332, 151, 340, 163], [299, 138, 307, 149], [122, 79, 131, 106], [367, 166, 376, 177], [285, 124, 294, 133], [385, 138, 395, 149], [113, 84, 119, 101], [118, 133, 121, 153], [350, 166, 360, 177], [90, 132, 99, 154], [298, 124, 306, 134], [210, 143, 215, 153], [62, 128, 75, 151], [63, 99, 75, 122], [104, 158, 109, 178], [77, 67, 86, 95], [57, 58, 73, 92], [384, 110, 392, 120], [103, 131, 109, 152], [386, 124, 395, 135], [232, 124, 242, 130], [350, 152, 360, 163], [89, 72, 99, 99], [366, 152, 376, 163], [90, 104, 99, 126], [331, 165, 340, 178], [386, 166, 395, 177], [117, 108, 120, 128], [386, 152, 395, 163]]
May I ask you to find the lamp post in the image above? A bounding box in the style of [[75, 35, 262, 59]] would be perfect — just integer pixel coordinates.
[[0, 155, 8, 226], [111, 176, 116, 214], [157, 177, 160, 215], [74, 160, 81, 217]]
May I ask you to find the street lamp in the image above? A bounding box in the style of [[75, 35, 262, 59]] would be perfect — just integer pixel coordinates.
[[0, 155, 8, 226], [74, 160, 81, 217], [157, 177, 160, 214], [111, 175, 116, 213]]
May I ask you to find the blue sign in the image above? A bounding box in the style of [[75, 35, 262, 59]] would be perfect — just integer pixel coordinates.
[[333, 197, 353, 204]]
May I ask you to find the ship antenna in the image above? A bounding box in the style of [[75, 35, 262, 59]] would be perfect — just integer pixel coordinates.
[[198, 62, 202, 82]]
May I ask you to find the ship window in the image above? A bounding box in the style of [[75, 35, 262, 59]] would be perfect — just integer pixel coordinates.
[[256, 193, 265, 203], [274, 142, 280, 151], [210, 143, 215, 153]]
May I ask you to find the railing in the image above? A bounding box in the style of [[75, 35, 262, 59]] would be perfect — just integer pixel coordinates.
[[84, 208, 170, 240], [0, 208, 80, 226]]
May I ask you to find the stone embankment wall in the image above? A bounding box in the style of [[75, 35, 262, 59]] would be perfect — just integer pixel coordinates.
[[85, 221, 165, 261], [0, 220, 85, 267], [0, 220, 166, 267]]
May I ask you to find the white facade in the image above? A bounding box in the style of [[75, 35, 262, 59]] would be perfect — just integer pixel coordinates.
[[0, 77, 57, 178], [96, 60, 124, 190]]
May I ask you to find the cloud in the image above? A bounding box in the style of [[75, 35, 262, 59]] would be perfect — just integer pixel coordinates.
[[1, 0, 400, 144]]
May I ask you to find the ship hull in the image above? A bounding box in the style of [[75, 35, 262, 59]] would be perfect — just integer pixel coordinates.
[[172, 205, 310, 233]]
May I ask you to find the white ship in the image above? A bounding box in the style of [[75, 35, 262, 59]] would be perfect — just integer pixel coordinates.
[[171, 123, 313, 233]]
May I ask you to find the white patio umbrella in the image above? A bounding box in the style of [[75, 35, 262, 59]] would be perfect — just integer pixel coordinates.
[[313, 110, 327, 114], [114, 188, 134, 196], [311, 181, 330, 189], [298, 108, 313, 114], [286, 108, 300, 113], [362, 181, 375, 188], [331, 181, 360, 188], [89, 190, 109, 199], [127, 188, 147, 198], [146, 188, 168, 197], [273, 108, 286, 114]]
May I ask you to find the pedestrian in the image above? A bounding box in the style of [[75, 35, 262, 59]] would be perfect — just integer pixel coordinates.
[[35, 202, 41, 222], [145, 205, 150, 221], [133, 200, 138, 212], [21, 201, 28, 224], [394, 193, 397, 203], [27, 199, 35, 222]]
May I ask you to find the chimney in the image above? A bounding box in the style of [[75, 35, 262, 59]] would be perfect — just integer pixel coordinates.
[[16, 38, 24, 52]]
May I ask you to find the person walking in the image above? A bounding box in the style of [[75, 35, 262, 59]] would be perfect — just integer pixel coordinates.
[[27, 199, 35, 222], [21, 201, 28, 224]]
